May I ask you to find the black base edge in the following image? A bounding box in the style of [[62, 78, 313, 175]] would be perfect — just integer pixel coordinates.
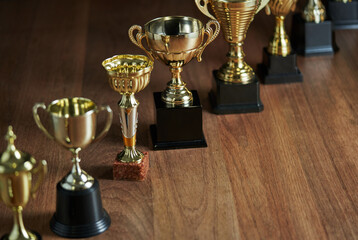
[[1, 231, 41, 240], [300, 46, 334, 56], [50, 210, 111, 238], [258, 64, 303, 84], [150, 124, 207, 150], [332, 21, 358, 30], [209, 91, 263, 114]]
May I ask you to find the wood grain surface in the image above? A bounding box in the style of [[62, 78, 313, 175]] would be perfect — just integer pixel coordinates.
[[0, 0, 357, 239]]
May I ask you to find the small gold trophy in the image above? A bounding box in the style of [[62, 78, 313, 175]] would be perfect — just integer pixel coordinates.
[[102, 54, 153, 180], [129, 16, 219, 106], [0, 126, 47, 240], [33, 97, 112, 238], [128, 16, 219, 150], [195, 0, 268, 114]]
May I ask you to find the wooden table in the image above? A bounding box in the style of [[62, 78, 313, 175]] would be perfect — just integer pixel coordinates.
[[0, 0, 357, 239]]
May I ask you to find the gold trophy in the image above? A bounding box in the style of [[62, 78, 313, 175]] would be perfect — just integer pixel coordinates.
[[195, 0, 268, 114], [0, 126, 47, 240], [32, 97, 112, 238], [303, 0, 326, 23], [128, 16, 219, 150], [129, 16, 219, 106], [258, 0, 303, 83], [102, 54, 153, 180]]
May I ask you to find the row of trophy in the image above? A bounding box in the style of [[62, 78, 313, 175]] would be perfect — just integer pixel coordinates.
[[1, 0, 356, 238]]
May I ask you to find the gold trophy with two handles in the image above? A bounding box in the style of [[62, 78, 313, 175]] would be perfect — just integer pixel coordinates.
[[0, 126, 47, 240], [195, 0, 269, 114]]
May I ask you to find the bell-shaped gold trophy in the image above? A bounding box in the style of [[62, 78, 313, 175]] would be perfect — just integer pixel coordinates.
[[257, 0, 303, 84], [102, 54, 153, 180], [0, 126, 47, 240], [129, 16, 219, 149], [195, 0, 268, 114], [290, 0, 335, 56], [33, 97, 112, 238]]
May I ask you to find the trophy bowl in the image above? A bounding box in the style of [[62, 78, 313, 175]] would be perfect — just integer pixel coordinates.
[[129, 16, 219, 105]]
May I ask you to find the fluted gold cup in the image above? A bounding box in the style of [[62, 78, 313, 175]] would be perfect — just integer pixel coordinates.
[[102, 55, 153, 164], [0, 126, 47, 240], [264, 0, 298, 56], [303, 0, 326, 23], [32, 97, 112, 191], [195, 0, 269, 83], [129, 16, 220, 106]]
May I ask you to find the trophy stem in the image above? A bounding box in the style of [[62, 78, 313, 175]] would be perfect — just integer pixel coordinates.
[[161, 66, 193, 106], [71, 148, 82, 176], [216, 43, 255, 84], [10, 206, 33, 239], [268, 16, 291, 57], [117, 94, 144, 163], [303, 0, 326, 23]]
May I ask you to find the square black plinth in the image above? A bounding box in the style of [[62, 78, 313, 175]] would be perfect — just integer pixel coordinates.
[[258, 48, 303, 84], [150, 90, 207, 150], [327, 0, 358, 29], [210, 71, 263, 115], [291, 14, 335, 56]]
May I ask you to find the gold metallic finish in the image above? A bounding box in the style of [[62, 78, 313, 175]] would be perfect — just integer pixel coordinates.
[[303, 0, 326, 23], [103, 55, 153, 163], [265, 0, 297, 56], [33, 97, 113, 191], [195, 0, 269, 84], [129, 16, 220, 105], [0, 126, 47, 240]]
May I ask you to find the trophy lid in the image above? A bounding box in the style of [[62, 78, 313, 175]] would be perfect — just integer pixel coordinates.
[[0, 126, 36, 174]]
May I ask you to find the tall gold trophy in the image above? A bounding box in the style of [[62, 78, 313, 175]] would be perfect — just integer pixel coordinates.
[[195, 0, 268, 114], [290, 0, 335, 56], [0, 126, 47, 240], [257, 0, 303, 83], [102, 54, 153, 180], [33, 97, 112, 238], [129, 16, 219, 149]]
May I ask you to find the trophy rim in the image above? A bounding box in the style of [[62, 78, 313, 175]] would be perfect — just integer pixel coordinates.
[[102, 54, 154, 78], [144, 15, 204, 37], [47, 97, 98, 118]]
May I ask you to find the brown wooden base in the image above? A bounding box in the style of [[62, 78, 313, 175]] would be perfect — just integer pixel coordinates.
[[113, 152, 149, 181]]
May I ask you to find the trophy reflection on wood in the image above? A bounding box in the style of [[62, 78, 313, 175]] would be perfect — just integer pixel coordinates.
[[0, 126, 47, 240], [102, 54, 152, 180], [129, 16, 219, 149], [291, 0, 335, 56], [195, 0, 269, 114], [33, 97, 112, 238], [258, 0, 303, 84]]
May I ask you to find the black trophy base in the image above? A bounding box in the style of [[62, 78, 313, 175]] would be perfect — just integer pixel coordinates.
[[151, 90, 207, 150], [210, 71, 263, 114], [328, 0, 358, 30], [258, 48, 303, 84], [291, 14, 335, 56], [50, 179, 111, 238], [1, 231, 41, 240]]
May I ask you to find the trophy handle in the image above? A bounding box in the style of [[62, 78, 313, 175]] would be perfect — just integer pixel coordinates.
[[30, 160, 48, 198], [195, 0, 216, 20], [196, 19, 220, 62], [93, 105, 113, 143], [257, 0, 270, 13], [33, 103, 55, 140], [128, 25, 154, 61]]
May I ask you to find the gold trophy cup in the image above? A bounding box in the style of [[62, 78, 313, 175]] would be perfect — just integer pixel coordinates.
[[32, 97, 113, 238], [0, 126, 47, 240], [303, 0, 326, 23], [129, 16, 219, 106], [102, 55, 153, 180]]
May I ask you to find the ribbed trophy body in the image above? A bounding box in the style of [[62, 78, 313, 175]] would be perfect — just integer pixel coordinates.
[[266, 0, 297, 56], [195, 0, 271, 84], [129, 16, 219, 105], [102, 55, 153, 163], [303, 0, 326, 23]]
